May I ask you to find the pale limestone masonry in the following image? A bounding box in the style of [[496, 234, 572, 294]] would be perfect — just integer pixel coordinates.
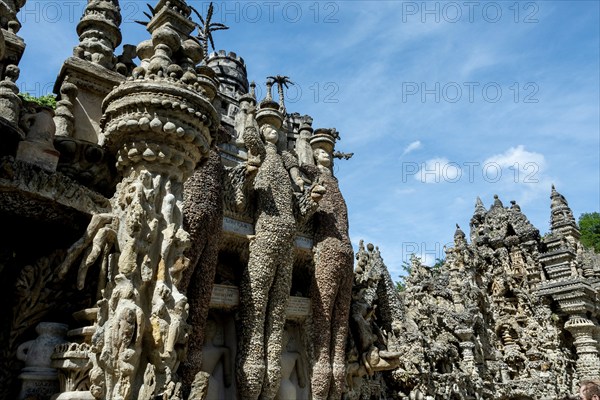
[[0, 1, 598, 399]]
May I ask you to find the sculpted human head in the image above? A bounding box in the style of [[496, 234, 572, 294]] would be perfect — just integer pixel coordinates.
[[260, 124, 279, 144], [580, 381, 600, 400], [313, 147, 332, 168]]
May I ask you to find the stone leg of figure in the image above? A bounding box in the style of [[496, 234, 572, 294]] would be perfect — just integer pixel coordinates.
[[179, 150, 223, 394], [310, 256, 336, 400], [329, 262, 353, 400], [279, 346, 301, 400], [238, 236, 280, 400], [261, 250, 294, 400]]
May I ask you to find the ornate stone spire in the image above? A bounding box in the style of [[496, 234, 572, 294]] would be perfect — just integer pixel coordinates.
[[470, 196, 487, 243], [510, 200, 521, 212], [238, 80, 256, 105], [74, 0, 122, 70], [262, 79, 275, 104], [550, 185, 579, 237], [295, 115, 314, 166], [454, 223, 466, 240], [474, 196, 487, 216]]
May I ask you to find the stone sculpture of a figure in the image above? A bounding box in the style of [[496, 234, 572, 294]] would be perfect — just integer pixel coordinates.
[[279, 329, 307, 400], [201, 318, 232, 400], [303, 128, 354, 400], [236, 83, 319, 400]]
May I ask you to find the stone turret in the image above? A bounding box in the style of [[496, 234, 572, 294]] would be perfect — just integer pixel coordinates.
[[53, 0, 126, 142], [207, 50, 249, 97]]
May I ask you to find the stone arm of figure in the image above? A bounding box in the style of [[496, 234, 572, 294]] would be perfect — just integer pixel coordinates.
[[224, 163, 254, 213], [292, 163, 326, 221], [282, 149, 310, 192], [57, 213, 118, 289], [241, 109, 265, 170]]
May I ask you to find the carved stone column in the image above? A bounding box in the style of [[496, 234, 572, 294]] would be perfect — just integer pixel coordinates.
[[565, 315, 600, 381], [456, 328, 475, 374], [58, 1, 218, 399]]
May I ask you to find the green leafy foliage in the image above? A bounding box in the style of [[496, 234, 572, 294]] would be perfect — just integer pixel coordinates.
[[579, 212, 600, 253], [396, 257, 445, 292], [432, 257, 444, 272], [396, 260, 412, 292], [19, 93, 57, 109]]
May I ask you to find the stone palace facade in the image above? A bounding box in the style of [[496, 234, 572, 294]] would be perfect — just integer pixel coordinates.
[[0, 1, 598, 399]]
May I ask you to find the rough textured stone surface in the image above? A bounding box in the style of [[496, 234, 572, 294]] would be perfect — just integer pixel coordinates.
[[375, 192, 599, 400], [304, 131, 354, 400], [236, 97, 297, 400], [2, 2, 599, 399], [178, 149, 224, 395]]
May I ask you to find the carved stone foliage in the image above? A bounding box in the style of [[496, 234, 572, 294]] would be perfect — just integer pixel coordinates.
[[0, 250, 87, 400]]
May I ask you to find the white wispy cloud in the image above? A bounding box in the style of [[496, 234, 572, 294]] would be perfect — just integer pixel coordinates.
[[415, 157, 461, 184], [483, 145, 548, 191], [402, 140, 422, 156]]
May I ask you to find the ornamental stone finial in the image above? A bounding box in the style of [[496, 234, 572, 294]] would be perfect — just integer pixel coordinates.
[[549, 185, 578, 234], [75, 0, 122, 70]]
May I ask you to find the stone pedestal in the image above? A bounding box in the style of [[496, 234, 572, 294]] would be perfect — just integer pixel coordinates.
[[52, 392, 94, 400], [18, 369, 60, 400], [565, 315, 600, 380], [17, 322, 69, 400]]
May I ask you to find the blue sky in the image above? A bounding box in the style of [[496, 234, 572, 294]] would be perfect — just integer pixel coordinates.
[[17, 1, 600, 281]]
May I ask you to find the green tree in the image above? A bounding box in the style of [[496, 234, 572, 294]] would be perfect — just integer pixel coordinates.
[[396, 260, 412, 292], [432, 257, 445, 273], [19, 93, 56, 109], [579, 212, 600, 253]]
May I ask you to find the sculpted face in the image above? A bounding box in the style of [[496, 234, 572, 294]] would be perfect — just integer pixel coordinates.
[[262, 125, 279, 144], [314, 148, 331, 168]]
